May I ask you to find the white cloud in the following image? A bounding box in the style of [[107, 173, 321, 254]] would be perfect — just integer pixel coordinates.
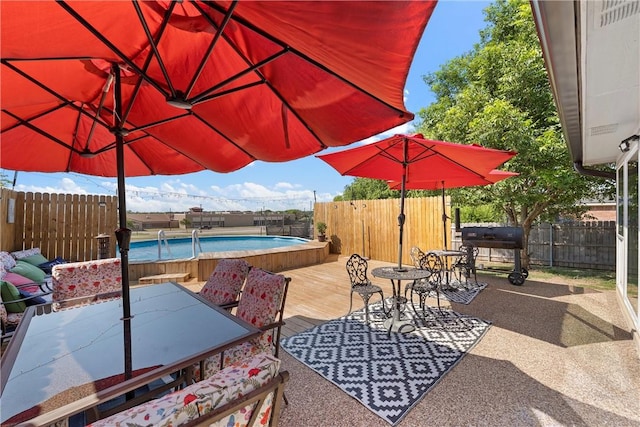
[[16, 177, 90, 195], [13, 174, 321, 213], [274, 182, 297, 190]]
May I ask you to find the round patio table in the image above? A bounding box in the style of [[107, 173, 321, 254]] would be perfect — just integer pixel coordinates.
[[371, 267, 431, 333]]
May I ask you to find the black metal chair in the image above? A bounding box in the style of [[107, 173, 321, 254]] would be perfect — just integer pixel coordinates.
[[345, 254, 385, 323], [404, 250, 444, 317], [452, 244, 479, 288]]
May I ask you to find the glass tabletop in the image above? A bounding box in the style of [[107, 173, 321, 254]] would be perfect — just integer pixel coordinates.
[[0, 282, 258, 423]]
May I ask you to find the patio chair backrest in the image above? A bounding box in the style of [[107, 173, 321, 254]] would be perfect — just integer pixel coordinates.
[[410, 246, 426, 268], [236, 268, 290, 352], [457, 244, 479, 266], [420, 251, 445, 286], [52, 258, 122, 307], [346, 253, 370, 287], [200, 258, 251, 306]]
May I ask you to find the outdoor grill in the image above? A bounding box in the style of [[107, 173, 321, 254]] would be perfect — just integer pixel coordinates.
[[461, 226, 527, 285]]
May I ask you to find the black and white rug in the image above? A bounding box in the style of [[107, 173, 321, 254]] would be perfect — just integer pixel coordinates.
[[437, 281, 488, 305], [280, 300, 491, 425]]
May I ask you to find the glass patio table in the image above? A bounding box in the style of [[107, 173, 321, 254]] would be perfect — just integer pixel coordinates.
[[371, 266, 431, 333], [0, 282, 260, 425]]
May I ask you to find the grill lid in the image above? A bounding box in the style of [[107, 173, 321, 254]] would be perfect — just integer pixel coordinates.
[[461, 226, 523, 249]]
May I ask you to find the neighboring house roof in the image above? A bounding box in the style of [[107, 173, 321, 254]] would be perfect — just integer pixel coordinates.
[[530, 1, 639, 167]]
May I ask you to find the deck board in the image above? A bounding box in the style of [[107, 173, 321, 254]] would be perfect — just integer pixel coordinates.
[[183, 254, 419, 336]]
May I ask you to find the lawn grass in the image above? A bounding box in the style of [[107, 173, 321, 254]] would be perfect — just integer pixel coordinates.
[[476, 262, 616, 291]]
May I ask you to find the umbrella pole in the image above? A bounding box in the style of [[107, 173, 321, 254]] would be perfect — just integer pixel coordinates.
[[112, 64, 133, 382], [397, 140, 408, 270], [441, 184, 447, 250]]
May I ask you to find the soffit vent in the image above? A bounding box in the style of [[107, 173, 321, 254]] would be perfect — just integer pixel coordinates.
[[600, 0, 640, 27]]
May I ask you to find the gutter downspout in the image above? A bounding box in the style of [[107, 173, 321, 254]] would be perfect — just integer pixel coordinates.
[[573, 161, 616, 180]]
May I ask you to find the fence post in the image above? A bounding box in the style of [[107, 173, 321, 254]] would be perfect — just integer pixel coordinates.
[[549, 222, 553, 267]]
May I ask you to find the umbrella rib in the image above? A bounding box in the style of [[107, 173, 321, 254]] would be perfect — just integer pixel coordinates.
[[190, 111, 257, 161], [2, 109, 87, 159], [56, 1, 170, 98], [127, 111, 192, 133], [189, 49, 286, 105], [419, 144, 495, 178], [121, 1, 178, 124], [1, 102, 68, 134], [403, 139, 501, 177], [179, 11, 327, 151], [186, 1, 238, 98], [194, 80, 263, 104], [131, 0, 178, 98], [199, 1, 411, 120], [2, 60, 113, 138]]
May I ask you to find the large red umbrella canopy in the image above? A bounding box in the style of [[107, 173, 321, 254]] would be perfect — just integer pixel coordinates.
[[1, 1, 436, 176], [0, 1, 437, 373], [317, 134, 517, 182], [317, 134, 517, 265]]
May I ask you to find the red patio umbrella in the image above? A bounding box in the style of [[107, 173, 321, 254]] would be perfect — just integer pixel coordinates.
[[1, 1, 436, 377], [388, 169, 519, 248], [317, 134, 517, 268]]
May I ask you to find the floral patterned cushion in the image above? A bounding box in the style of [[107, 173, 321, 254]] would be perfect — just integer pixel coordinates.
[[0, 291, 7, 325], [0, 290, 22, 330], [236, 268, 286, 349], [11, 247, 42, 260], [200, 340, 270, 380], [89, 352, 281, 427], [200, 259, 250, 306], [0, 251, 16, 271], [5, 312, 22, 328], [52, 258, 122, 302]]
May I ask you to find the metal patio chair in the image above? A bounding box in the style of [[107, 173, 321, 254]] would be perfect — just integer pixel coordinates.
[[404, 250, 444, 317], [198, 268, 290, 381], [452, 244, 479, 288], [346, 253, 385, 323]]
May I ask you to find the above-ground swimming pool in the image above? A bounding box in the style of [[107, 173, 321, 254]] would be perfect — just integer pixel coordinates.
[[124, 235, 309, 262]]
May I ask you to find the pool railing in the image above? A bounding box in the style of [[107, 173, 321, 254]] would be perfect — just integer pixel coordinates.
[[191, 229, 202, 258], [157, 230, 172, 260]]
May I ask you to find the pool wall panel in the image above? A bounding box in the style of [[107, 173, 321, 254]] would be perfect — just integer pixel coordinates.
[[128, 241, 329, 283]]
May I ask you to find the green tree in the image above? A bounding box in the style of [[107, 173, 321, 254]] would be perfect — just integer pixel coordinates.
[[180, 218, 191, 229], [416, 0, 614, 267], [0, 171, 12, 188], [335, 178, 400, 201]]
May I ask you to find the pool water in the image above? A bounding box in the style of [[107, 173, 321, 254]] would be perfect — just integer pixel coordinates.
[[124, 235, 309, 262]]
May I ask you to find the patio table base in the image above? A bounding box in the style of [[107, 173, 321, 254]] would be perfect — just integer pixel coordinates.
[[383, 317, 416, 333]]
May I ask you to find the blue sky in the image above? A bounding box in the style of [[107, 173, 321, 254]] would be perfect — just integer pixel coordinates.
[[4, 1, 491, 213]]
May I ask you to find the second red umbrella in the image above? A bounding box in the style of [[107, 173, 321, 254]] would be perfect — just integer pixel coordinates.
[[317, 134, 517, 268]]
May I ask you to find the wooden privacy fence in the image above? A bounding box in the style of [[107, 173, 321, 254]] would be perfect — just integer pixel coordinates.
[[1, 188, 118, 261], [316, 199, 616, 271], [527, 221, 616, 270], [314, 197, 445, 265]]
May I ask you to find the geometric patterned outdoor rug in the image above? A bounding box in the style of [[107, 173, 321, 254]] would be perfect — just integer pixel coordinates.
[[436, 281, 488, 305], [280, 299, 491, 425]]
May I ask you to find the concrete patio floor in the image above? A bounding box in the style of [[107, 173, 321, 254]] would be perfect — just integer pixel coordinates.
[[260, 256, 640, 427]]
